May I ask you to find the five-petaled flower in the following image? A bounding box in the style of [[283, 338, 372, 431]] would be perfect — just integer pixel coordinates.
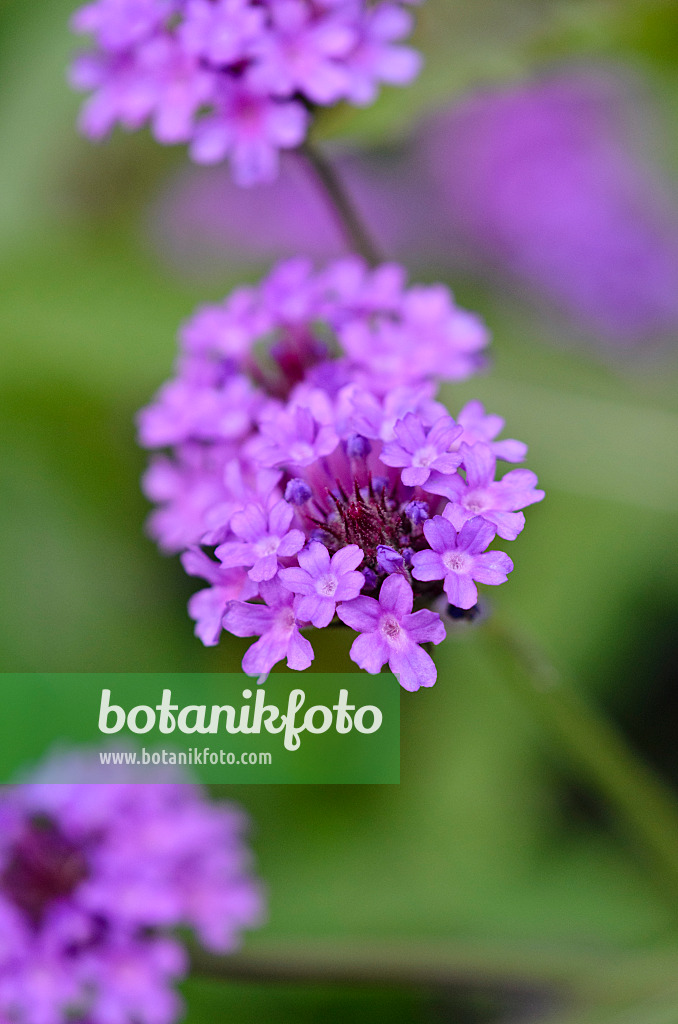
[[279, 542, 365, 627], [411, 515, 513, 609], [380, 412, 463, 486], [216, 498, 304, 581], [337, 574, 446, 691]]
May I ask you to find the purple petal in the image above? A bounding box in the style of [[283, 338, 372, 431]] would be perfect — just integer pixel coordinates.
[[483, 510, 526, 541], [242, 631, 288, 676], [493, 439, 528, 463], [422, 471, 464, 501], [393, 413, 426, 452], [277, 529, 305, 556], [187, 587, 226, 646], [295, 594, 335, 628], [181, 548, 222, 585], [443, 573, 478, 610], [349, 632, 389, 675], [422, 514, 458, 553], [216, 542, 256, 569], [457, 515, 497, 553], [223, 601, 274, 638], [427, 416, 462, 448], [330, 544, 363, 575], [286, 628, 314, 670], [249, 553, 279, 582], [472, 550, 513, 585], [268, 498, 294, 536], [278, 566, 315, 596], [379, 574, 413, 618], [298, 541, 331, 576], [401, 465, 431, 487], [389, 640, 438, 691], [379, 441, 410, 469], [430, 453, 462, 475], [410, 548, 445, 582], [402, 608, 446, 645], [231, 504, 267, 542], [333, 571, 365, 601], [337, 595, 381, 632], [461, 443, 495, 489]]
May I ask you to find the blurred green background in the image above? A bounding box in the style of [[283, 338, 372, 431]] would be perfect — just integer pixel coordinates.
[[2, 1, 678, 1021]]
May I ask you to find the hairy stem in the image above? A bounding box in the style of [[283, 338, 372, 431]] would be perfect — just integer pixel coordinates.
[[484, 616, 678, 907], [300, 141, 382, 266]]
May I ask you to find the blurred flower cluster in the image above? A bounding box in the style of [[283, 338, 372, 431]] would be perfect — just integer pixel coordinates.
[[149, 69, 678, 348], [429, 70, 678, 345], [138, 257, 543, 690], [70, 0, 422, 184], [0, 754, 263, 1024]]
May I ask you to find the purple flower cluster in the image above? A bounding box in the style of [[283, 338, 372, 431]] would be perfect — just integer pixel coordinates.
[[0, 756, 263, 1024], [70, 0, 422, 185], [139, 257, 543, 690]]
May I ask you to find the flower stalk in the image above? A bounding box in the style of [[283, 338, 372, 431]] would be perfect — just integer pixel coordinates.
[[485, 616, 678, 906]]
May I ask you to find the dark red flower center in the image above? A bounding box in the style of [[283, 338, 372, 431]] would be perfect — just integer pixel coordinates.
[[1, 816, 88, 925]]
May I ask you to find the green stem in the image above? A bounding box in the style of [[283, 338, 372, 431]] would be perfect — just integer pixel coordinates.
[[484, 617, 678, 907], [190, 937, 678, 1018], [300, 141, 382, 266]]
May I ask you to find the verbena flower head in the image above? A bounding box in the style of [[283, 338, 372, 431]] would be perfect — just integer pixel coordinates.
[[0, 753, 264, 1024], [69, 0, 423, 185], [139, 257, 544, 690]]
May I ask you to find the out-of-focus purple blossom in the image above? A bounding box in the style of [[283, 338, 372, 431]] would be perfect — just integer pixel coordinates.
[[70, 0, 423, 184], [279, 541, 364, 627], [337, 573, 445, 691], [411, 515, 513, 609], [456, 400, 527, 463], [146, 150, 443, 276], [0, 753, 264, 1024], [139, 258, 542, 690], [423, 71, 678, 345], [182, 547, 258, 645]]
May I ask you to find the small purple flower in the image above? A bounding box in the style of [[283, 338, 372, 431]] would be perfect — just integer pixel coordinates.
[[337, 574, 446, 691], [0, 754, 264, 1023], [254, 405, 338, 468], [189, 82, 308, 186], [380, 412, 463, 486], [279, 542, 364, 627], [216, 498, 304, 581], [412, 515, 513, 609], [224, 579, 314, 677], [247, 0, 356, 105], [426, 443, 544, 540]]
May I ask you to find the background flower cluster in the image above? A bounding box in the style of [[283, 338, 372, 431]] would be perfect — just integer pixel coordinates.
[[0, 756, 263, 1024], [70, 0, 422, 184]]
